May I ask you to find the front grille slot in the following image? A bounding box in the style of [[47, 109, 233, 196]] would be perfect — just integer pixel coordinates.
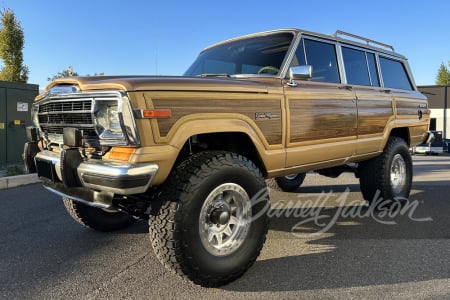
[[39, 100, 92, 113], [40, 125, 97, 137], [38, 112, 93, 125]]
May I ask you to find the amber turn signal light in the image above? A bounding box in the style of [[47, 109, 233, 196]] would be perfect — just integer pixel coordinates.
[[134, 109, 172, 119], [109, 147, 135, 161]]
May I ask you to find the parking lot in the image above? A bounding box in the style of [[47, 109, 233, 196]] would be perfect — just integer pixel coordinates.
[[0, 154, 449, 299]]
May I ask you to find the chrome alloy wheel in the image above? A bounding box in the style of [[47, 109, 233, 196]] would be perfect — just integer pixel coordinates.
[[199, 183, 252, 256], [390, 154, 407, 194]]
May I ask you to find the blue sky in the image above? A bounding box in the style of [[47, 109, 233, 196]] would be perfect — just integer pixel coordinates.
[[5, 0, 450, 90]]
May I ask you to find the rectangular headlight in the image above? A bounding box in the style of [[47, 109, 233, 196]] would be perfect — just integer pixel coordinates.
[[94, 101, 124, 140], [93, 94, 140, 146]]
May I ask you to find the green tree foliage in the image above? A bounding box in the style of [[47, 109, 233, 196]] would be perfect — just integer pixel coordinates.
[[0, 8, 28, 82], [47, 66, 79, 81], [48, 66, 104, 82], [436, 62, 450, 85]]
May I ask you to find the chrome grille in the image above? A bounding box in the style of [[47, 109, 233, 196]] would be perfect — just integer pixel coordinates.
[[37, 98, 97, 143]]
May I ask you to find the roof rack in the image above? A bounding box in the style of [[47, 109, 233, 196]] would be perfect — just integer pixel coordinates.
[[334, 30, 395, 52]]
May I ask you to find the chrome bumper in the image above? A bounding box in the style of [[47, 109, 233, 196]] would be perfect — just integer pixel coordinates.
[[34, 150, 158, 195]]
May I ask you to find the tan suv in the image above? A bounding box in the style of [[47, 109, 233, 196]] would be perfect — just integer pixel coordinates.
[[24, 28, 430, 287]]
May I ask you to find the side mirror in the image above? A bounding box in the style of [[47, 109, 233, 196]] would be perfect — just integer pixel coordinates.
[[287, 65, 312, 86]]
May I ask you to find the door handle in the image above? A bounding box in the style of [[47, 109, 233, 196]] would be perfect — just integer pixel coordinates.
[[339, 85, 353, 91]]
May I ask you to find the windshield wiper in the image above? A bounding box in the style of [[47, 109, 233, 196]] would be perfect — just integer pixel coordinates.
[[198, 73, 231, 78]]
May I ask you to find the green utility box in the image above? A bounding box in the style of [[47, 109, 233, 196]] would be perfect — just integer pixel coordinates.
[[0, 81, 39, 164]]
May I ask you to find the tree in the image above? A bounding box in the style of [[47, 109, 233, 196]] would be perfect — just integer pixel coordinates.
[[48, 66, 104, 81], [47, 66, 79, 81], [0, 8, 28, 82], [436, 62, 450, 85]]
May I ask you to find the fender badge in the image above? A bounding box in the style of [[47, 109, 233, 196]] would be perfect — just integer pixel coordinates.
[[255, 112, 280, 120]]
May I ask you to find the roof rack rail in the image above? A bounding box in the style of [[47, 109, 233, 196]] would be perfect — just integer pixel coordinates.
[[334, 30, 395, 52]]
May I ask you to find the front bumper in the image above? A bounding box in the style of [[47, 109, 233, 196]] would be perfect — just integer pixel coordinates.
[[34, 150, 158, 195], [23, 142, 158, 208]]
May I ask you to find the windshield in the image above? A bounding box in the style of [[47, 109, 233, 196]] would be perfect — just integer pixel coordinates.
[[184, 32, 294, 77]]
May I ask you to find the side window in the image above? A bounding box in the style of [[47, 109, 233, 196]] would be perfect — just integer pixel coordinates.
[[342, 46, 380, 87], [342, 47, 370, 86], [379, 57, 413, 90], [304, 39, 340, 83], [366, 53, 380, 87]]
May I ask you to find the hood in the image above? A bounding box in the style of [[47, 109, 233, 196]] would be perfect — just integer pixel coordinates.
[[42, 75, 271, 95]]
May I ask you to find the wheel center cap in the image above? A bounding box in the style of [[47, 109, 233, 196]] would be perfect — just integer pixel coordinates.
[[210, 208, 231, 225]]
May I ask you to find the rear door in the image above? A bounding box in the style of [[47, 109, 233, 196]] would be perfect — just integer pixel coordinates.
[[340, 45, 394, 155]]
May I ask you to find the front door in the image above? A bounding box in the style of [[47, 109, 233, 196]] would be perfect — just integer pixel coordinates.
[[284, 37, 357, 168], [285, 81, 357, 167]]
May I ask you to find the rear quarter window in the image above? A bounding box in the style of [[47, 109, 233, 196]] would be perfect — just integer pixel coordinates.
[[379, 57, 413, 90]]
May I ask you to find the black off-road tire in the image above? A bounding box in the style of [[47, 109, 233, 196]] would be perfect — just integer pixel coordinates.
[[358, 137, 413, 205], [274, 173, 306, 192], [149, 151, 270, 287], [63, 198, 136, 232]]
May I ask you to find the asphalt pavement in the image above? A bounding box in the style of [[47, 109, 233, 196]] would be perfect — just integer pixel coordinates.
[[0, 155, 449, 299]]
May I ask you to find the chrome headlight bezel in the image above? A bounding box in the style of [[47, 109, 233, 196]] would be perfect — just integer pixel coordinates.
[[93, 93, 140, 146], [94, 98, 124, 142]]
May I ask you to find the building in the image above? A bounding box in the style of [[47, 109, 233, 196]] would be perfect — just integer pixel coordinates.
[[418, 85, 450, 139], [0, 81, 39, 166]]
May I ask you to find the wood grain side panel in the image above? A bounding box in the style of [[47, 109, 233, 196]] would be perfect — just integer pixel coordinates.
[[147, 92, 283, 145], [395, 90, 428, 119], [357, 100, 393, 136], [289, 99, 357, 143], [396, 100, 421, 116]]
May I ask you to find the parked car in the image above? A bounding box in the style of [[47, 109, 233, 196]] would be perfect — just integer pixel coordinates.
[[24, 28, 430, 287], [414, 130, 444, 155]]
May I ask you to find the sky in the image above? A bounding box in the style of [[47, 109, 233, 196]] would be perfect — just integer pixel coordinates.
[[5, 0, 450, 90]]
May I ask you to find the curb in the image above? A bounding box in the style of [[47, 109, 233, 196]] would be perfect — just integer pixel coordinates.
[[0, 174, 41, 190]]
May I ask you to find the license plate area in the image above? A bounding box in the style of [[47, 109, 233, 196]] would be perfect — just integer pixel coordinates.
[[35, 159, 59, 183]]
